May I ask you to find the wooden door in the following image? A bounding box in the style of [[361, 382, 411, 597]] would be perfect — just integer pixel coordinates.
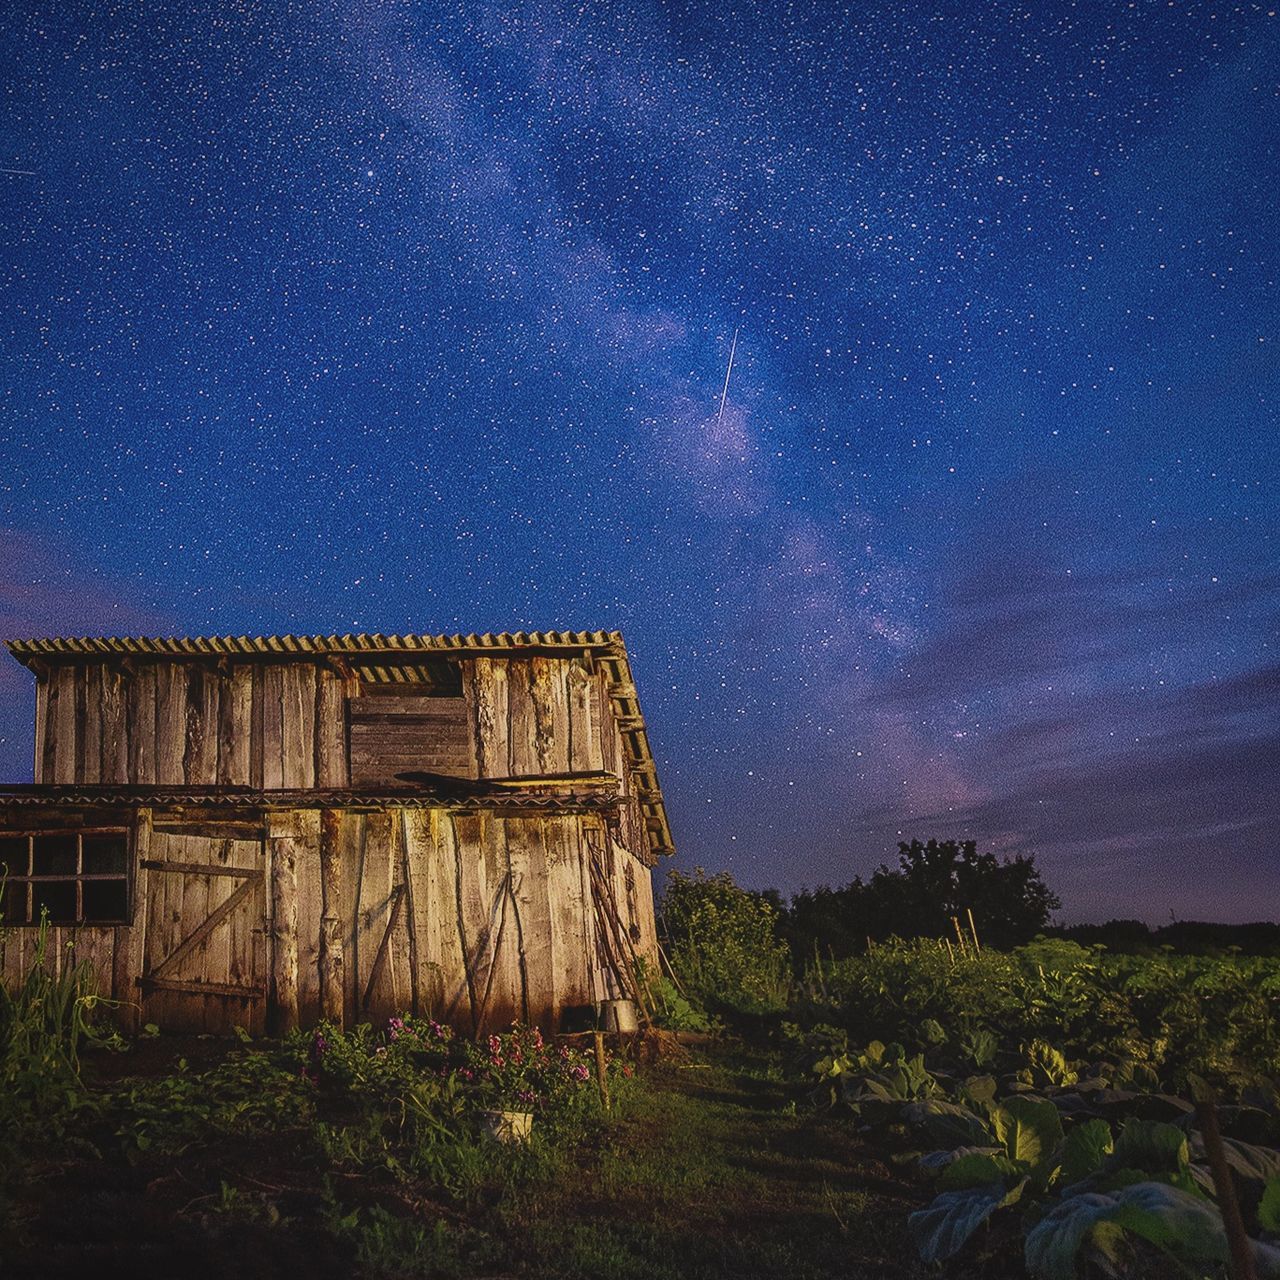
[[138, 823, 268, 1034]]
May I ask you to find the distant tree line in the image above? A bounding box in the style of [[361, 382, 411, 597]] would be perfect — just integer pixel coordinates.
[[771, 838, 1061, 962], [685, 838, 1280, 968]]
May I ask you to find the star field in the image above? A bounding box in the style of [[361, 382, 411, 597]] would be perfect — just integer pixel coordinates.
[[1, 0, 1276, 921]]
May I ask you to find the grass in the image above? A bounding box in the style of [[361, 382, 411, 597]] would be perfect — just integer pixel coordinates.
[[2, 1036, 928, 1280]]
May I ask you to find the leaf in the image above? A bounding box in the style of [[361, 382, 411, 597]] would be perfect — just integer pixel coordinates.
[[904, 1099, 993, 1148], [940, 1152, 1022, 1191], [1061, 1119, 1114, 1184], [918, 1145, 1001, 1175], [908, 1181, 1024, 1264], [1191, 1135, 1280, 1189], [1025, 1191, 1128, 1280], [959, 1075, 998, 1109], [1028, 1180, 1280, 1280], [1260, 1178, 1280, 1234], [1113, 1119, 1189, 1176], [1110, 1181, 1232, 1263], [992, 1096, 1064, 1187]]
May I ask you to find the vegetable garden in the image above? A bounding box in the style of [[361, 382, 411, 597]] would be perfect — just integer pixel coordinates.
[[6, 867, 1280, 1279]]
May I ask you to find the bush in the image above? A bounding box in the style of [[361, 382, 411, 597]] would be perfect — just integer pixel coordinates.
[[658, 868, 791, 1014]]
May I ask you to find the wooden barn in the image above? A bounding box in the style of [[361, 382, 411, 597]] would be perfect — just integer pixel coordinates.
[[0, 631, 673, 1037]]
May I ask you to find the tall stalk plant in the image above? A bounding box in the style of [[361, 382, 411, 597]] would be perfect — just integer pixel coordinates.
[[0, 896, 118, 1144]]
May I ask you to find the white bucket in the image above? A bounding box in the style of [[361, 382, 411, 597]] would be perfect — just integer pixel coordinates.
[[480, 1108, 533, 1144]]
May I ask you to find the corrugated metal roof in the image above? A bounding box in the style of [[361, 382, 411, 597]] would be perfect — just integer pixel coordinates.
[[5, 631, 618, 659], [3, 630, 675, 858]]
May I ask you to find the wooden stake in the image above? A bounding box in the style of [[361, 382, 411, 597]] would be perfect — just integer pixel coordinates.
[[943, 938, 956, 966], [1195, 1091, 1258, 1280], [952, 915, 967, 954], [592, 1030, 611, 1113], [966, 908, 981, 953]]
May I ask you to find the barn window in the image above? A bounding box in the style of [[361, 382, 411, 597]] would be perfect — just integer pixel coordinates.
[[0, 830, 130, 925]]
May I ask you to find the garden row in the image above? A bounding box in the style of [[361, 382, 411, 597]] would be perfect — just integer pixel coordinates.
[[655, 869, 1280, 1276]]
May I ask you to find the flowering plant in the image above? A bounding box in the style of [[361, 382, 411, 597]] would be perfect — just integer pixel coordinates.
[[462, 1024, 595, 1113], [291, 1016, 600, 1125]]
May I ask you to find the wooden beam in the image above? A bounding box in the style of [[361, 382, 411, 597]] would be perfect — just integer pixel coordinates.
[[360, 882, 406, 1012], [141, 858, 263, 878], [137, 976, 264, 1000], [148, 875, 258, 981]]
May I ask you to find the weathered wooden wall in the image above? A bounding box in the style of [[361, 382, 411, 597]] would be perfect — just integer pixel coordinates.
[[463, 655, 656, 868], [348, 693, 474, 784], [33, 661, 355, 790], [0, 803, 658, 1037]]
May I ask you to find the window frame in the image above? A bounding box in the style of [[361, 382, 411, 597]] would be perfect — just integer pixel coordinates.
[[0, 827, 132, 927]]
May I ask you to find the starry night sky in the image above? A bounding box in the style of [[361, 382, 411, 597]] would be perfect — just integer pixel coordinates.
[[1, 1, 1277, 923]]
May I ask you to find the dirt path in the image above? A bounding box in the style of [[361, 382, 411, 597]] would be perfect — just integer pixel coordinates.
[[510, 1051, 927, 1279]]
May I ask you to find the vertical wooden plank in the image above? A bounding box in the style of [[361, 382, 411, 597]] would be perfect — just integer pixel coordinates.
[[260, 665, 285, 790], [631, 850, 659, 962], [219, 832, 268, 1037], [319, 809, 345, 1026], [449, 813, 489, 1033], [546, 817, 592, 1024], [182, 665, 218, 785], [426, 812, 469, 1025], [506, 660, 537, 778], [406, 809, 455, 1019], [112, 923, 129, 1005], [479, 814, 520, 1032], [357, 811, 396, 1021], [125, 808, 152, 1033], [33, 673, 48, 782], [202, 839, 234, 1032], [388, 812, 412, 1016], [512, 818, 556, 1028], [179, 841, 212, 1032], [281, 664, 317, 789], [129, 665, 158, 783], [315, 669, 349, 788], [218, 665, 253, 786], [530, 656, 570, 774], [249, 664, 265, 788], [155, 664, 187, 786], [80, 665, 101, 784], [597, 670, 618, 777], [100, 665, 129, 784], [466, 657, 510, 779], [267, 809, 301, 1033], [567, 658, 600, 773], [293, 808, 323, 1027], [339, 812, 365, 1028], [51, 665, 78, 783], [398, 811, 427, 1015]]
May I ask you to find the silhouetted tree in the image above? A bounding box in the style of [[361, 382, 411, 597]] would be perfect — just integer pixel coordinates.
[[781, 839, 1061, 961]]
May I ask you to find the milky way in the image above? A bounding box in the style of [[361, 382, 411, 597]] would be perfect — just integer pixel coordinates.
[[1, 0, 1276, 921]]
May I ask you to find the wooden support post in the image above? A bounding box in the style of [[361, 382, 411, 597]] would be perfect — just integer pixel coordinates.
[[268, 810, 301, 1034], [593, 1029, 611, 1113], [1196, 1090, 1259, 1280], [122, 808, 152, 1033], [966, 907, 981, 953], [319, 809, 345, 1027]]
